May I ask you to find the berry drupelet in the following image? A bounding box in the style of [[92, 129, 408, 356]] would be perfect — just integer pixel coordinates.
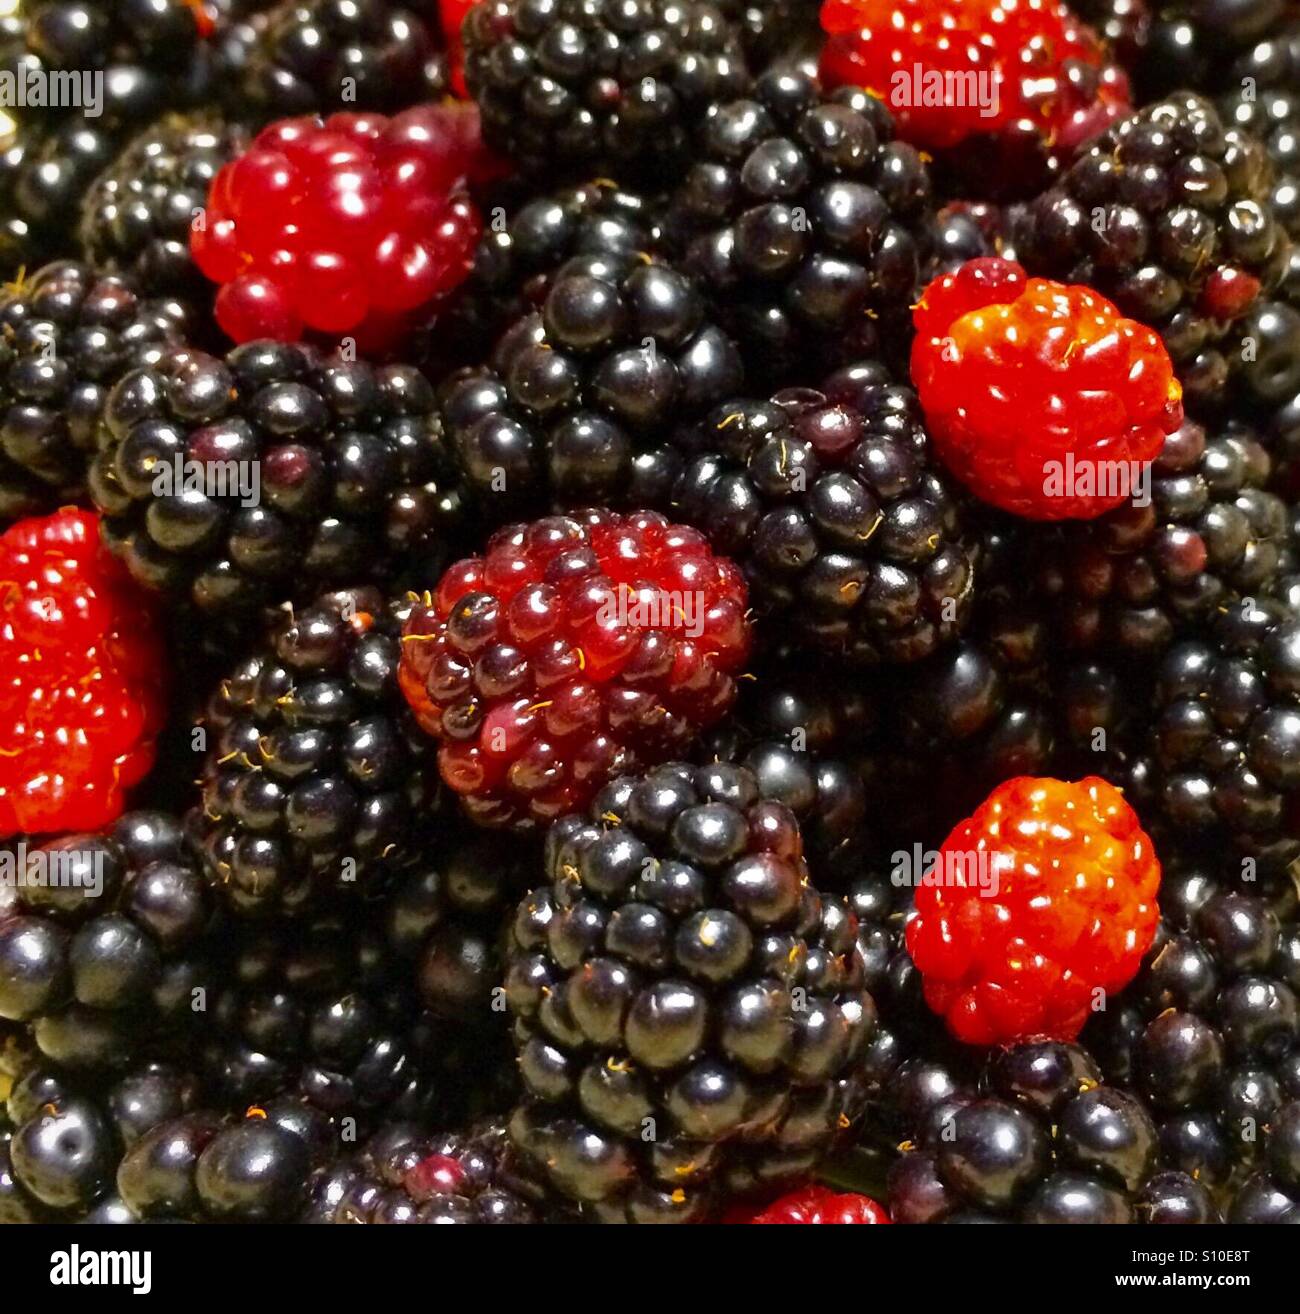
[[505, 760, 874, 1222], [439, 253, 743, 520], [1, 508, 167, 838], [0, 812, 212, 1072], [888, 1038, 1219, 1222], [79, 114, 250, 306], [1033, 415, 1291, 656], [674, 360, 975, 666], [191, 588, 437, 916], [912, 257, 1184, 521], [0, 261, 189, 522], [302, 1118, 548, 1222], [667, 68, 933, 380], [89, 340, 466, 616], [1012, 94, 1292, 411], [907, 775, 1162, 1045], [463, 0, 751, 177], [219, 0, 447, 120], [191, 105, 485, 348], [399, 510, 753, 829]]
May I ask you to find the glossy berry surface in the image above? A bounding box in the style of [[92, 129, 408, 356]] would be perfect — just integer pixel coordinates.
[[506, 760, 872, 1221], [907, 776, 1162, 1045], [0, 508, 165, 837], [734, 1183, 890, 1222], [400, 510, 752, 828], [819, 0, 1130, 159], [912, 257, 1184, 520], [192, 106, 485, 348]]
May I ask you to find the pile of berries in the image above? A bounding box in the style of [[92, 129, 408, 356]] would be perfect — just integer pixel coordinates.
[[5, 0, 1300, 1238]]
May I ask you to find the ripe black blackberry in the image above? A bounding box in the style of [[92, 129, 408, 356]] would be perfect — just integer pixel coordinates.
[[89, 340, 467, 615], [218, 0, 447, 119], [673, 362, 975, 666], [505, 760, 874, 1222], [1125, 590, 1300, 868], [439, 254, 742, 522], [435, 179, 664, 370], [667, 69, 932, 380], [887, 1038, 1220, 1223], [0, 812, 213, 1072], [1084, 851, 1300, 1201], [198, 900, 509, 1127], [463, 0, 750, 177], [384, 828, 535, 1022], [1033, 416, 1291, 657], [1012, 93, 1292, 411], [116, 1097, 332, 1221], [1219, 80, 1300, 243], [0, 260, 188, 524], [696, 662, 878, 887], [190, 589, 438, 916], [0, 0, 234, 275], [1119, 0, 1294, 101], [302, 1118, 551, 1222], [78, 114, 249, 306], [716, 0, 820, 65]]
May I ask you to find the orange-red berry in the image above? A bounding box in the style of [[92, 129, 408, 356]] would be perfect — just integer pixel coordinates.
[[906, 775, 1161, 1045]]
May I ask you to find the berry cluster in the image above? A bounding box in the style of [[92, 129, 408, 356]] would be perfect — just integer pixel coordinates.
[[4, 0, 1300, 1240]]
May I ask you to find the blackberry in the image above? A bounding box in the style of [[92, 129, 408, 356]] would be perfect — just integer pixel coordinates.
[[116, 1097, 331, 1221], [384, 828, 535, 1021], [1012, 93, 1292, 411], [1230, 1100, 1300, 1221], [667, 69, 933, 380], [198, 901, 510, 1127], [1033, 416, 1291, 657], [887, 1038, 1220, 1223], [1126, 590, 1300, 867], [0, 812, 213, 1072], [505, 760, 873, 1222], [1084, 850, 1300, 1202], [219, 0, 447, 119], [89, 340, 467, 615], [435, 179, 664, 371], [302, 1117, 551, 1222], [190, 588, 438, 916], [0, 0, 233, 275], [1219, 76, 1300, 243], [439, 255, 742, 522], [1124, 0, 1293, 101], [78, 114, 250, 306], [463, 0, 750, 177], [717, 0, 821, 66], [673, 363, 975, 666], [0, 260, 188, 524], [696, 662, 878, 886]]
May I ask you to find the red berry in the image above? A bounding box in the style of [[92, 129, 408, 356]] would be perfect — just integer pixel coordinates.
[[729, 1184, 891, 1224], [403, 1153, 468, 1200], [193, 105, 486, 348], [439, 0, 478, 98], [819, 0, 1130, 157], [0, 509, 166, 837], [399, 510, 753, 828], [911, 257, 1184, 520], [906, 776, 1161, 1046]]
